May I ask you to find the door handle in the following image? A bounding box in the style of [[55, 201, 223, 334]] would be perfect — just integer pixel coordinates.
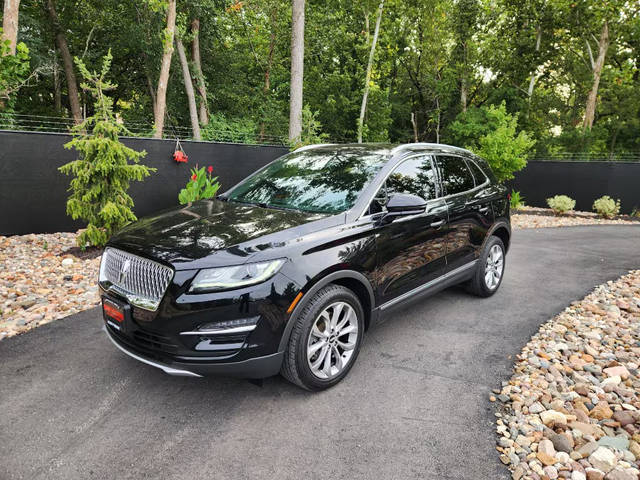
[[430, 219, 445, 228]]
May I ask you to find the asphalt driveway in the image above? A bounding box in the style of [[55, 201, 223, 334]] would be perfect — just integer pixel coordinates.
[[1, 225, 639, 480]]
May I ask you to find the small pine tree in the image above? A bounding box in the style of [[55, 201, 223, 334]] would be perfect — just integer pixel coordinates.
[[59, 50, 155, 248]]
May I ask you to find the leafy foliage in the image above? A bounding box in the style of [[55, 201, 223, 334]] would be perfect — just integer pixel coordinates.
[[0, 32, 31, 111], [58, 51, 155, 247], [290, 105, 330, 149], [201, 113, 257, 144], [546, 195, 576, 215], [592, 195, 620, 219], [6, 0, 640, 157], [449, 103, 535, 181], [178, 165, 220, 205], [510, 190, 525, 209]]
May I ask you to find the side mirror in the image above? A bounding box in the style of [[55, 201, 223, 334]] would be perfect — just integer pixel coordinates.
[[380, 193, 427, 224]]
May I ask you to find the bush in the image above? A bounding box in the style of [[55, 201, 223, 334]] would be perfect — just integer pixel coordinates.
[[510, 190, 525, 209], [59, 51, 154, 248], [447, 102, 535, 182], [178, 165, 220, 205], [592, 195, 620, 219], [290, 105, 330, 149], [546, 195, 575, 215]]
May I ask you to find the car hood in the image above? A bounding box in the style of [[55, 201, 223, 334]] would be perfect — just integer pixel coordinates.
[[109, 199, 338, 270]]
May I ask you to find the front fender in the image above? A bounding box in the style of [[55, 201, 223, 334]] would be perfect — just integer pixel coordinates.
[[277, 269, 375, 352]]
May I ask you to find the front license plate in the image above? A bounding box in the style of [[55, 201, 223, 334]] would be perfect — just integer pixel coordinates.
[[102, 298, 125, 330]]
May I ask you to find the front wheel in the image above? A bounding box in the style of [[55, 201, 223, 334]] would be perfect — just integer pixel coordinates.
[[467, 236, 506, 297], [281, 284, 364, 391]]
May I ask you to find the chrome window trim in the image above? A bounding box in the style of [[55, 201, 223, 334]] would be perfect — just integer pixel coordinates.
[[357, 151, 492, 220], [433, 153, 489, 199]]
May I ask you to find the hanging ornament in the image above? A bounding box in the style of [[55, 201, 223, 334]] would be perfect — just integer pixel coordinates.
[[173, 139, 188, 163]]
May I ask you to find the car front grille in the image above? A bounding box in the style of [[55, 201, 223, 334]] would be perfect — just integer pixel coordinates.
[[99, 247, 173, 311]]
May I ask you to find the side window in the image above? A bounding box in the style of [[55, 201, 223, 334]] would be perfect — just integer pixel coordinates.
[[466, 159, 488, 186], [368, 155, 438, 215], [386, 155, 438, 199], [435, 155, 475, 195]]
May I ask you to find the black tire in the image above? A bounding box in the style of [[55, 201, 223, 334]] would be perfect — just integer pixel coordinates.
[[467, 235, 506, 298], [281, 284, 365, 391]]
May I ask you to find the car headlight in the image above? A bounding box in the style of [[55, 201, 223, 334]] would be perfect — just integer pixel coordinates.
[[189, 259, 286, 293]]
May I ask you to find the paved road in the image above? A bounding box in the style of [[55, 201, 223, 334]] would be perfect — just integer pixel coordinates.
[[2, 226, 639, 480]]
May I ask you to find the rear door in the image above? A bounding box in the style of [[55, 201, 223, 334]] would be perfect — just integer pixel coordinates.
[[465, 156, 495, 231], [371, 154, 449, 305], [434, 155, 488, 271]]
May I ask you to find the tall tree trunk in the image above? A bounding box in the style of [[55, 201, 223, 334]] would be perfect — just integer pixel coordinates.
[[460, 43, 468, 112], [146, 73, 157, 120], [288, 0, 305, 142], [527, 26, 542, 102], [154, 0, 176, 139], [358, 0, 384, 143], [176, 36, 201, 140], [53, 50, 61, 112], [190, 18, 208, 125], [410, 112, 418, 142], [2, 0, 20, 55], [46, 0, 81, 125], [260, 10, 277, 141], [583, 21, 609, 131]]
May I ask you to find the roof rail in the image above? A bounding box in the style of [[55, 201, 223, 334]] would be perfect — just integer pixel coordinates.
[[389, 142, 467, 155], [294, 143, 335, 152]]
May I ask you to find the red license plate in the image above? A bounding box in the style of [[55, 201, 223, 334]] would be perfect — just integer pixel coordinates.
[[103, 299, 124, 323]]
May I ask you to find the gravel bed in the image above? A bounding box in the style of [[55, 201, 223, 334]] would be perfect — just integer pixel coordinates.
[[0, 233, 100, 340], [493, 270, 640, 480], [512, 207, 637, 230]]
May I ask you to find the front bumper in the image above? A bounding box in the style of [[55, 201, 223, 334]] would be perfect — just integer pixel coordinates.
[[104, 325, 284, 378]]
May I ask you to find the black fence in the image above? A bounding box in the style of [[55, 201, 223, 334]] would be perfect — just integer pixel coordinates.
[[0, 131, 287, 235], [510, 161, 640, 214], [1, 130, 639, 235]]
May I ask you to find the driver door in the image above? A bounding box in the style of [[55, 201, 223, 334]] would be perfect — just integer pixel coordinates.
[[371, 154, 448, 306]]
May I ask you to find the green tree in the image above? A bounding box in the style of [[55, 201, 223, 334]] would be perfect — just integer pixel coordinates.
[[449, 102, 535, 181], [59, 51, 155, 247]]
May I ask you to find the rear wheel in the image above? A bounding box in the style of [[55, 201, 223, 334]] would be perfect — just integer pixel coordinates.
[[467, 236, 506, 297], [281, 284, 364, 391]]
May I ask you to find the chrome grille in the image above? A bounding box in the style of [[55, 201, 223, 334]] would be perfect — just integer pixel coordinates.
[[99, 247, 173, 311]]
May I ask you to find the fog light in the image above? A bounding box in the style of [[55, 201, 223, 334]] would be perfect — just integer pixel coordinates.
[[180, 316, 259, 336], [199, 317, 258, 331]]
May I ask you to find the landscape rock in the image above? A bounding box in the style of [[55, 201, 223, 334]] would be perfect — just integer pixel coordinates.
[[541, 410, 568, 426], [585, 469, 605, 480], [492, 270, 640, 480], [588, 447, 617, 473], [0, 231, 101, 340], [550, 433, 574, 453]]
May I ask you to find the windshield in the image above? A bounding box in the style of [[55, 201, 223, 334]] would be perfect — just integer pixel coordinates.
[[226, 149, 388, 214]]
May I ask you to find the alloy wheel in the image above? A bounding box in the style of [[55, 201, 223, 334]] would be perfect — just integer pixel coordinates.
[[484, 244, 504, 290], [306, 301, 359, 379]]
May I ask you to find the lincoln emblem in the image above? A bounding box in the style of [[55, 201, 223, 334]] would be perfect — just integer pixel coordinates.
[[119, 259, 131, 284]]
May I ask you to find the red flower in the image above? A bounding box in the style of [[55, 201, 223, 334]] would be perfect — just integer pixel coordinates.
[[173, 151, 188, 163], [207, 165, 213, 174], [191, 173, 197, 181]]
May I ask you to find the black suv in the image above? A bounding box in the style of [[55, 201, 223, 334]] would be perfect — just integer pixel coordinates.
[[99, 143, 510, 390]]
